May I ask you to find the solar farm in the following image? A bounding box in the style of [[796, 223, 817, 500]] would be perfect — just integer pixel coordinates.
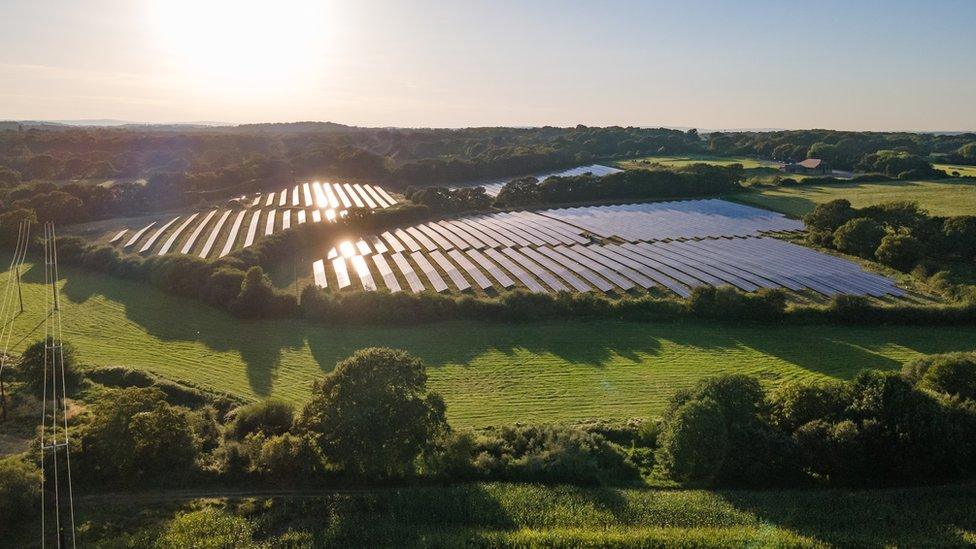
[[312, 198, 903, 298], [107, 181, 396, 257], [453, 163, 622, 196]]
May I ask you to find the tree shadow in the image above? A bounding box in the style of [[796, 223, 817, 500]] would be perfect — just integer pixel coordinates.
[[717, 483, 976, 547]]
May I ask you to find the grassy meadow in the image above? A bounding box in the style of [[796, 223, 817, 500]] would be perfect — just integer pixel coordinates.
[[5, 261, 976, 427], [733, 178, 976, 218], [616, 154, 782, 171]]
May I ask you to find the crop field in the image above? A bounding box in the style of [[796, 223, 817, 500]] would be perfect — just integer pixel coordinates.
[[4, 261, 975, 427], [617, 154, 782, 170], [733, 178, 976, 218]]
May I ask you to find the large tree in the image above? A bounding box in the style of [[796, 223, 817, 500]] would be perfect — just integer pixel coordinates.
[[298, 347, 447, 478]]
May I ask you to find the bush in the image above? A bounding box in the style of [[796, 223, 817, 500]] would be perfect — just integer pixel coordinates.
[[832, 217, 885, 258], [253, 433, 324, 484], [903, 353, 976, 401], [804, 199, 855, 231], [227, 398, 295, 439], [0, 456, 42, 527], [18, 337, 80, 397], [159, 508, 257, 548], [768, 379, 850, 431], [875, 233, 922, 271], [654, 398, 728, 485]]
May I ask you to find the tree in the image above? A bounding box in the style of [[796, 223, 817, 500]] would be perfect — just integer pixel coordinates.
[[18, 338, 79, 397], [874, 233, 922, 271], [904, 353, 976, 401], [298, 348, 448, 478], [804, 199, 856, 232], [495, 176, 541, 206], [832, 218, 885, 258], [942, 216, 976, 259], [0, 166, 21, 187], [0, 456, 42, 526], [25, 154, 61, 180], [655, 398, 728, 485], [129, 402, 199, 477]]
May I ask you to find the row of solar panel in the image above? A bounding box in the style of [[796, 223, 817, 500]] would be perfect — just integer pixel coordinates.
[[538, 199, 805, 241], [310, 235, 902, 298], [110, 206, 336, 257], [240, 181, 396, 211]]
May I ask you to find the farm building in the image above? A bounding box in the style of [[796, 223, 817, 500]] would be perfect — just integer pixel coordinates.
[[783, 158, 829, 175]]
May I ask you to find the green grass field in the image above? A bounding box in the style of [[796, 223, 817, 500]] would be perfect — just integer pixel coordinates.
[[6, 262, 976, 427], [733, 178, 976, 218], [34, 482, 976, 547], [616, 154, 781, 170], [935, 163, 976, 178]]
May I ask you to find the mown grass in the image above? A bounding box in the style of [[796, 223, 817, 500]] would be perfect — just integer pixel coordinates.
[[52, 482, 976, 547], [616, 154, 781, 170], [732, 178, 976, 218], [6, 262, 976, 427], [935, 163, 976, 178]]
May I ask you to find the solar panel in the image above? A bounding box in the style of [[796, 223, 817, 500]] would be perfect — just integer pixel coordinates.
[[391, 252, 425, 293], [458, 218, 510, 247], [437, 220, 483, 249], [465, 249, 515, 288], [410, 251, 449, 292], [139, 216, 180, 253], [243, 210, 262, 247], [220, 210, 248, 257], [278, 190, 288, 207], [676, 239, 804, 291], [352, 184, 378, 208], [199, 210, 232, 259], [429, 250, 471, 291], [447, 249, 493, 290], [124, 222, 156, 248], [637, 243, 758, 292], [332, 183, 352, 208], [297, 210, 307, 224], [180, 210, 218, 254], [417, 223, 454, 250], [474, 216, 531, 246], [372, 185, 397, 205], [312, 182, 327, 208], [356, 239, 372, 255], [343, 183, 365, 208], [518, 247, 590, 292], [620, 243, 710, 288], [495, 213, 562, 245], [656, 241, 777, 290], [381, 231, 406, 253], [484, 248, 546, 293], [405, 227, 437, 251], [302, 183, 313, 207], [350, 255, 377, 291], [292, 185, 300, 206], [371, 254, 401, 292], [332, 257, 351, 288], [393, 229, 421, 252], [448, 219, 495, 248], [571, 244, 656, 289], [311, 209, 322, 223], [501, 247, 569, 292], [109, 229, 127, 244], [369, 236, 388, 254], [250, 195, 261, 207], [312, 259, 327, 287], [265, 192, 275, 207], [282, 210, 291, 230], [363, 184, 390, 208], [158, 213, 200, 255], [586, 244, 690, 297], [535, 246, 613, 292], [323, 183, 340, 209], [264, 209, 277, 236]]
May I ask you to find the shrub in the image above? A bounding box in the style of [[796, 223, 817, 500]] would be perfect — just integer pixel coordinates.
[[227, 398, 295, 439], [159, 508, 257, 548], [804, 199, 855, 231], [833, 217, 885, 258], [768, 379, 850, 431], [654, 398, 728, 485], [253, 433, 324, 484], [0, 456, 42, 526], [903, 353, 976, 401], [18, 337, 79, 397], [875, 233, 922, 271]]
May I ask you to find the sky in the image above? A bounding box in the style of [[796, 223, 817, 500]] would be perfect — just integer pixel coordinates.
[[1, 0, 974, 131]]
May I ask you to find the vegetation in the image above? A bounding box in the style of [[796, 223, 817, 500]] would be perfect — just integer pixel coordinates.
[[5, 262, 976, 427]]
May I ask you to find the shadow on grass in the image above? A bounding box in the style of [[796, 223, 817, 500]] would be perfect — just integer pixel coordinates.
[[19, 262, 976, 400], [717, 483, 976, 547]]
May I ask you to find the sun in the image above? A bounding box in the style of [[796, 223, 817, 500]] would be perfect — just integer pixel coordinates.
[[150, 0, 328, 97]]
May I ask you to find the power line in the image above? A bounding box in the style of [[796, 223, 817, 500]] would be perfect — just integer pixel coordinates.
[[0, 219, 30, 422]]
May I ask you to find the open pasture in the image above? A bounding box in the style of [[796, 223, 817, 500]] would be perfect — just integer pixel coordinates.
[[733, 178, 976, 218], [102, 180, 397, 257], [4, 261, 965, 426], [617, 154, 782, 171], [311, 200, 901, 299]]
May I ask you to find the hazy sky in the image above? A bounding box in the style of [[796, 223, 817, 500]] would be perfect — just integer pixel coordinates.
[[2, 0, 974, 130]]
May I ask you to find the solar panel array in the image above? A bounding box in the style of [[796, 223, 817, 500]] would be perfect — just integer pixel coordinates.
[[309, 199, 900, 298], [108, 180, 399, 257], [452, 163, 623, 196]]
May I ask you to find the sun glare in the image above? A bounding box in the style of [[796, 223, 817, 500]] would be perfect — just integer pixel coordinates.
[[150, 0, 328, 98]]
